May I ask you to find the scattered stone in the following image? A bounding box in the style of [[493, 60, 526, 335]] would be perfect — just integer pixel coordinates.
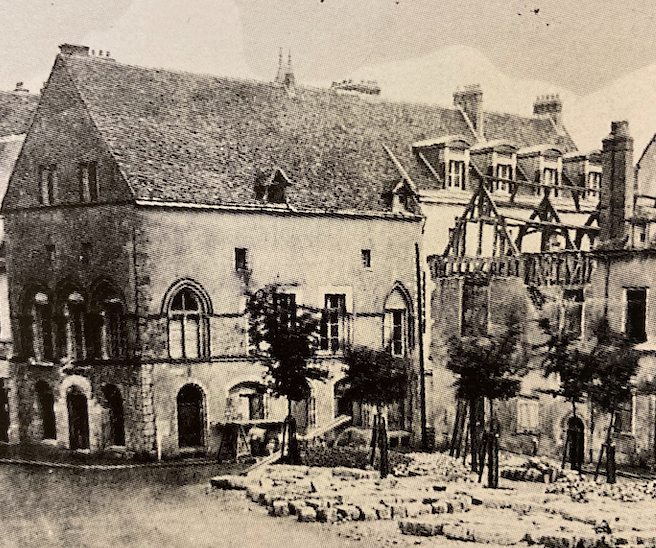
[[271, 500, 290, 517], [297, 506, 317, 523], [316, 507, 338, 523]]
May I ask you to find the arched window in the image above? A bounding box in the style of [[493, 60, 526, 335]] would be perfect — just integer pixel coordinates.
[[333, 379, 352, 419], [89, 283, 126, 360], [177, 384, 205, 447], [64, 291, 86, 361], [225, 382, 267, 422], [67, 386, 89, 450], [102, 384, 125, 446], [167, 286, 209, 360], [35, 381, 56, 440], [384, 285, 414, 357], [25, 291, 54, 362]]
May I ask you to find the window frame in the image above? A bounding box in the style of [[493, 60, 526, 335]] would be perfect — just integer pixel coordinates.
[[168, 287, 208, 360], [361, 249, 371, 268], [495, 163, 512, 194], [64, 291, 87, 362], [320, 294, 347, 353], [38, 164, 57, 206], [624, 287, 647, 343], [586, 170, 601, 200], [235, 248, 248, 271], [28, 292, 54, 363], [448, 159, 465, 189]]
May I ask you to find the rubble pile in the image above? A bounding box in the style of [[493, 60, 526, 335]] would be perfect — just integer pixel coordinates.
[[500, 456, 561, 484], [391, 452, 473, 481], [302, 445, 412, 470], [546, 473, 656, 503]]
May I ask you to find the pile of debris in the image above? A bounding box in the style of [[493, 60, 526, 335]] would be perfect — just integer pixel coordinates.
[[302, 445, 412, 470], [547, 474, 656, 503], [500, 456, 561, 484], [391, 452, 473, 481]]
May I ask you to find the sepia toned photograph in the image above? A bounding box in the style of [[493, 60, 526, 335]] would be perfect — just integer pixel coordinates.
[[1, 1, 656, 546]]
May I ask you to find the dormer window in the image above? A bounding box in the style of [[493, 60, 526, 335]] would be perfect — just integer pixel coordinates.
[[255, 168, 291, 205], [470, 140, 518, 195], [38, 165, 57, 206], [448, 160, 465, 189], [412, 135, 471, 191], [587, 171, 601, 199], [79, 161, 98, 203], [544, 167, 558, 196]]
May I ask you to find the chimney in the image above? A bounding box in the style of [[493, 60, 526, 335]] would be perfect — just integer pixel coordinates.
[[533, 94, 564, 133], [453, 84, 484, 139], [599, 121, 634, 244], [13, 82, 28, 93], [59, 44, 90, 56], [283, 51, 296, 88], [274, 48, 284, 84]]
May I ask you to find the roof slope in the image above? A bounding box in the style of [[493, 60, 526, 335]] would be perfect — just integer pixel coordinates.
[[0, 91, 38, 138], [59, 54, 576, 213]]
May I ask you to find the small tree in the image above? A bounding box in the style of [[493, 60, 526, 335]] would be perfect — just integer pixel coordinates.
[[446, 311, 527, 472], [538, 317, 595, 418], [584, 317, 639, 480], [247, 285, 328, 461], [343, 345, 411, 475]]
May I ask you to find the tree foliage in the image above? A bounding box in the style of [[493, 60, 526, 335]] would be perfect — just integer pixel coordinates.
[[538, 317, 595, 410], [247, 284, 328, 403], [342, 345, 410, 409], [446, 311, 528, 404], [585, 317, 639, 416]]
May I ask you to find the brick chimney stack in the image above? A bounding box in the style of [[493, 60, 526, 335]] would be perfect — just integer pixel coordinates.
[[533, 94, 564, 133], [599, 120, 634, 244], [59, 44, 90, 56], [453, 84, 483, 139]]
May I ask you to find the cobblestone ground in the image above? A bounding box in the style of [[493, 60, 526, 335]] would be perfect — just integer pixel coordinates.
[[212, 452, 656, 547]]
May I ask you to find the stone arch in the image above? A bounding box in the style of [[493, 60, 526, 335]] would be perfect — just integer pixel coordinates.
[[383, 281, 415, 356], [161, 278, 213, 316], [67, 385, 90, 450], [177, 383, 206, 448]]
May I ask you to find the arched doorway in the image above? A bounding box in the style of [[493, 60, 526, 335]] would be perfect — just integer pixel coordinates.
[[102, 384, 125, 446], [177, 384, 205, 448], [35, 380, 56, 440], [67, 387, 89, 450]]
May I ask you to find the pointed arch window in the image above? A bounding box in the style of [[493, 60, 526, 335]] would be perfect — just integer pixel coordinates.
[[384, 285, 414, 357], [64, 291, 87, 361], [26, 291, 54, 362], [168, 286, 209, 359]]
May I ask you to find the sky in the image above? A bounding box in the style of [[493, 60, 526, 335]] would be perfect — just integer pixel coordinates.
[[2, 0, 656, 152]]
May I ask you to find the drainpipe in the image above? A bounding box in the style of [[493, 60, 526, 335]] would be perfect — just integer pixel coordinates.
[[415, 243, 427, 450]]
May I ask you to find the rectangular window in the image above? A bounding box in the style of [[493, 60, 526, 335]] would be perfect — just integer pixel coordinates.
[[39, 165, 57, 205], [587, 171, 601, 199], [320, 294, 346, 352], [461, 282, 488, 337], [495, 164, 512, 193], [626, 288, 647, 343], [235, 248, 248, 271], [544, 168, 558, 197], [516, 398, 540, 434], [46, 244, 56, 263], [275, 293, 296, 329], [391, 310, 405, 356], [79, 161, 98, 202], [448, 160, 465, 189], [361, 249, 371, 268], [561, 288, 584, 338], [614, 399, 634, 435]]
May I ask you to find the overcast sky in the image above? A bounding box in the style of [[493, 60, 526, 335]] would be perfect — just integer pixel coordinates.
[[2, 0, 656, 150]]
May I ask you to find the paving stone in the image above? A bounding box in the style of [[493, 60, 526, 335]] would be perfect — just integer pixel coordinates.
[[288, 500, 307, 516], [443, 523, 474, 542], [431, 501, 449, 514], [358, 506, 378, 521], [374, 504, 392, 520], [297, 506, 317, 523], [316, 507, 338, 523], [271, 500, 290, 517], [391, 505, 408, 519]]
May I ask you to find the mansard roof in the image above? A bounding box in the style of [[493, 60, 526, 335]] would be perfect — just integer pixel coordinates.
[[11, 52, 577, 213]]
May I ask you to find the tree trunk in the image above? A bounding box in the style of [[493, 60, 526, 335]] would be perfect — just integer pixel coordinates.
[[594, 410, 615, 481], [469, 398, 479, 472]]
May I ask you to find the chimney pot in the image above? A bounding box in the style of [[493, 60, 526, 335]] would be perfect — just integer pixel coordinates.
[[611, 120, 630, 137], [453, 84, 484, 139], [59, 44, 90, 56]]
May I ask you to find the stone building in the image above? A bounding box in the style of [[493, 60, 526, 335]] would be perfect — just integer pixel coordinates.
[[2, 45, 427, 459]]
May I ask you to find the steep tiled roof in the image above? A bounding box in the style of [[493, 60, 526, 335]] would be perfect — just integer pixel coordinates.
[[58, 54, 576, 212], [0, 91, 38, 138], [484, 111, 576, 153]]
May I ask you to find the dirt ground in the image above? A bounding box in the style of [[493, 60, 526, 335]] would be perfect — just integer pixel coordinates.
[[0, 464, 424, 548]]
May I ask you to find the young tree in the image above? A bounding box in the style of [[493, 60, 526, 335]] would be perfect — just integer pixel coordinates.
[[247, 284, 328, 462], [446, 311, 528, 474], [342, 345, 411, 476], [584, 317, 639, 481]]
